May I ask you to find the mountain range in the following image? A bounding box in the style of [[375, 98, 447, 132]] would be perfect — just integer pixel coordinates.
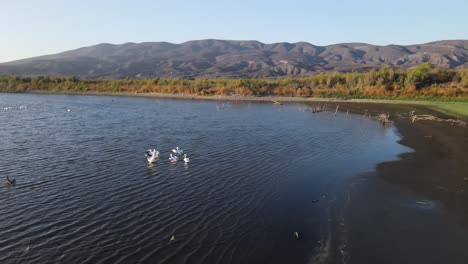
[[0, 39, 467, 78]]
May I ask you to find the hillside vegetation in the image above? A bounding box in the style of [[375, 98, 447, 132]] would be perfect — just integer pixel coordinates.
[[1, 63, 468, 100]]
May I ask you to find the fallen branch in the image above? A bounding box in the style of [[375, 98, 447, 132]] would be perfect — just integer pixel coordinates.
[[377, 112, 391, 124], [335, 105, 340, 115], [410, 111, 466, 126]]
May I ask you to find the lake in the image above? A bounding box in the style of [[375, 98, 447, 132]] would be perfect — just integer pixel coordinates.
[[0, 94, 408, 263]]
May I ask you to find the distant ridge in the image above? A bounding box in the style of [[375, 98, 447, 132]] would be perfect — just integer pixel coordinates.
[[0, 39, 467, 78]]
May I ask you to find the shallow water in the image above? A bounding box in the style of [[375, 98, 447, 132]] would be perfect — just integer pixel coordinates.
[[0, 94, 409, 263]]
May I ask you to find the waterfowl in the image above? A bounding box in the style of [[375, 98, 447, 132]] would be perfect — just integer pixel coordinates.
[[6, 176, 16, 185], [146, 149, 155, 156], [152, 149, 160, 158], [147, 151, 158, 163], [183, 154, 190, 163], [172, 147, 183, 155], [169, 153, 179, 162], [293, 232, 299, 239], [146, 149, 160, 158]]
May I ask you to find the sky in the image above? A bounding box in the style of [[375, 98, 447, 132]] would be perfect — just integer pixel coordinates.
[[1, 0, 467, 62]]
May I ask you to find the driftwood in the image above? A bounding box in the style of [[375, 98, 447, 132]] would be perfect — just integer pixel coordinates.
[[410, 111, 466, 126], [311, 105, 325, 113], [377, 112, 391, 124], [335, 105, 340, 115], [363, 110, 370, 118]]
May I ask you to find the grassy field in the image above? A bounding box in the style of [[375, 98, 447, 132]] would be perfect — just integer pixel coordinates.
[[343, 99, 468, 118], [423, 102, 468, 118]]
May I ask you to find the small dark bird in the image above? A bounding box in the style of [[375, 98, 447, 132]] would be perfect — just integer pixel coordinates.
[[6, 176, 16, 185], [293, 232, 299, 239]]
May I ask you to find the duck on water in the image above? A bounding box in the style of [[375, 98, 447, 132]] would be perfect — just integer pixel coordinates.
[[6, 176, 16, 186]]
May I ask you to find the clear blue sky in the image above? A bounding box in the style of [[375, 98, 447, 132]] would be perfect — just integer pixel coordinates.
[[1, 0, 467, 62]]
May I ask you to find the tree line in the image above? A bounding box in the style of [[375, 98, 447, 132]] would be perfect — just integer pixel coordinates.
[[1, 63, 467, 100]]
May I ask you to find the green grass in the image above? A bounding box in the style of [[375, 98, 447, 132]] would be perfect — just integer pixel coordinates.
[[343, 98, 468, 118], [424, 102, 468, 118]]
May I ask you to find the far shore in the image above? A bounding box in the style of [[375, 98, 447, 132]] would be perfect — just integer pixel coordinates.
[[5, 89, 468, 119]]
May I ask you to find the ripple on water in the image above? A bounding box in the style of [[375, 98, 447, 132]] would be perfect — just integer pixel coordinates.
[[0, 94, 409, 264]]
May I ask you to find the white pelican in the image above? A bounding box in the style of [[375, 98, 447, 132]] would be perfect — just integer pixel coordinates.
[[172, 147, 183, 155], [147, 151, 158, 163], [146, 149, 160, 158], [183, 154, 190, 163], [169, 153, 179, 162]]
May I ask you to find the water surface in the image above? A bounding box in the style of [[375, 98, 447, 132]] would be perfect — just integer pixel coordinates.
[[0, 94, 408, 263]]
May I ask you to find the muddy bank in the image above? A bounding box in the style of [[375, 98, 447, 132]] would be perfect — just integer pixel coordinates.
[[345, 174, 468, 264], [340, 103, 468, 225], [333, 103, 468, 263]]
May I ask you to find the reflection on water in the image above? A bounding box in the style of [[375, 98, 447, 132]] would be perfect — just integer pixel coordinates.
[[0, 94, 409, 264]]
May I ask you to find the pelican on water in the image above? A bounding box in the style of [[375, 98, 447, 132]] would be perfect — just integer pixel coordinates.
[[183, 154, 190, 163], [147, 149, 154, 156], [147, 148, 160, 156], [146, 151, 159, 163], [146, 149, 160, 158], [172, 147, 184, 155], [169, 153, 179, 162]]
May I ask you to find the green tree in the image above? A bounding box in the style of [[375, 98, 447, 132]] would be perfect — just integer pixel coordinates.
[[408, 62, 432, 89]]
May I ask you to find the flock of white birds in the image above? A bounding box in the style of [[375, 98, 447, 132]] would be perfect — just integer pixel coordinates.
[[145, 146, 190, 164]]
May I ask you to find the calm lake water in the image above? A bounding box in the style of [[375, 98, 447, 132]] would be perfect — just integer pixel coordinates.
[[0, 94, 408, 264]]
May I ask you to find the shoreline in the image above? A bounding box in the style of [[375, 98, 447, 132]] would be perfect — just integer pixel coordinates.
[[4, 90, 468, 119], [338, 102, 468, 263], [334, 102, 468, 221]]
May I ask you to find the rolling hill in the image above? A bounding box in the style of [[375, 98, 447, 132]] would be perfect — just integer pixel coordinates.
[[0, 39, 466, 78]]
